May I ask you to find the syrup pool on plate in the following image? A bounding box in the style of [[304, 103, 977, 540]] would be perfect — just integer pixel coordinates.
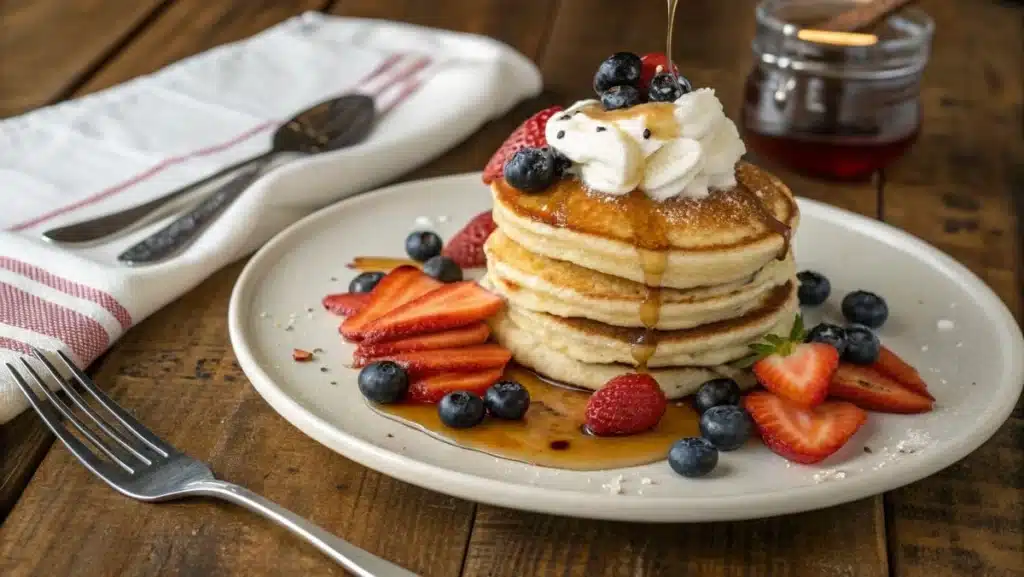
[[370, 366, 699, 471]]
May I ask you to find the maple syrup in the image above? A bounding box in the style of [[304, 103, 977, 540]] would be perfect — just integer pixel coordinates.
[[742, 0, 933, 179], [372, 366, 699, 470], [348, 256, 420, 273]]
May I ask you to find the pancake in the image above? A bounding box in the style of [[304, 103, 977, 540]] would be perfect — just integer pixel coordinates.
[[489, 309, 758, 398], [485, 229, 796, 329], [491, 161, 799, 289], [489, 280, 799, 368]]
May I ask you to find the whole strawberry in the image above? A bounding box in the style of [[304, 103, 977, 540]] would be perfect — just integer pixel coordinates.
[[442, 211, 496, 269], [585, 373, 667, 436], [482, 106, 564, 185]]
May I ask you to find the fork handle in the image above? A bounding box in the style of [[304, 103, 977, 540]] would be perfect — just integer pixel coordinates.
[[192, 480, 420, 577]]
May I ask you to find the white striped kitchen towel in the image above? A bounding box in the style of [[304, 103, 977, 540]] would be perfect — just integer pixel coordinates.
[[0, 11, 542, 422]]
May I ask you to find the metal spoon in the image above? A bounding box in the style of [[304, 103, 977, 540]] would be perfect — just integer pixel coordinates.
[[114, 94, 375, 266], [44, 94, 375, 247]]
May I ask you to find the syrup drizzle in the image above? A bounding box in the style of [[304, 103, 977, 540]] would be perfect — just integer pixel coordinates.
[[737, 186, 792, 260], [372, 366, 700, 470], [626, 192, 669, 370]]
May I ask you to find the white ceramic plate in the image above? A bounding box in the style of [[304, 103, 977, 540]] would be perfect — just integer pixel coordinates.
[[228, 172, 1024, 522]]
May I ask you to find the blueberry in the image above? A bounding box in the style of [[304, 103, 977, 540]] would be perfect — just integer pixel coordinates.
[[694, 378, 741, 414], [668, 437, 719, 478], [357, 361, 408, 404], [699, 405, 752, 451], [806, 323, 848, 356], [593, 52, 642, 93], [551, 149, 573, 177], [648, 73, 691, 102], [601, 85, 642, 110], [842, 290, 889, 328], [484, 380, 531, 420], [349, 271, 385, 293], [797, 270, 831, 306], [405, 230, 443, 262], [503, 147, 557, 192], [438, 391, 486, 428], [844, 324, 881, 364], [422, 255, 463, 283]]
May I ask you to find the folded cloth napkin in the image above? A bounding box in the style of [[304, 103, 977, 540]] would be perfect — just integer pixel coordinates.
[[0, 11, 542, 423]]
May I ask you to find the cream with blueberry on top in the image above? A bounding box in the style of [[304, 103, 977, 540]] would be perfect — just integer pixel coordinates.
[[322, 51, 935, 478]]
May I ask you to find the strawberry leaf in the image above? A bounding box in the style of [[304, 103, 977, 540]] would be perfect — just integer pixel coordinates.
[[789, 314, 806, 342]]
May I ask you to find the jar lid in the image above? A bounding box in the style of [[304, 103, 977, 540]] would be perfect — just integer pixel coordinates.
[[752, 0, 934, 80]]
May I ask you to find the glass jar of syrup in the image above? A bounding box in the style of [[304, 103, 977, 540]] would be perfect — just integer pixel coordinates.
[[741, 0, 934, 180]]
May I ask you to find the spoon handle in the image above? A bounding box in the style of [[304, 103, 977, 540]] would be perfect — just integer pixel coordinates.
[[117, 154, 276, 266], [42, 154, 270, 245]]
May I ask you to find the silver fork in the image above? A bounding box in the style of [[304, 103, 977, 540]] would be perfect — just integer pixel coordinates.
[[8, 349, 419, 577]]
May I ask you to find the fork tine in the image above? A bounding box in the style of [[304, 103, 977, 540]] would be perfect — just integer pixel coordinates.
[[50, 349, 172, 457], [11, 361, 136, 474], [30, 349, 153, 466]]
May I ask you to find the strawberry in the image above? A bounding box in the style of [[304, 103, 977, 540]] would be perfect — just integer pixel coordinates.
[[871, 346, 934, 400], [584, 373, 667, 436], [744, 390, 867, 464], [830, 363, 934, 413], [292, 348, 313, 362], [746, 316, 839, 407], [442, 211, 496, 269], [358, 281, 504, 343], [406, 369, 505, 404], [340, 266, 441, 341], [352, 344, 512, 377], [354, 323, 490, 357], [639, 53, 679, 98], [482, 106, 564, 184], [322, 292, 371, 316]]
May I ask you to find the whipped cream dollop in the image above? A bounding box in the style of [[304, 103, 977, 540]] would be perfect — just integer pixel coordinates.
[[544, 88, 746, 201]]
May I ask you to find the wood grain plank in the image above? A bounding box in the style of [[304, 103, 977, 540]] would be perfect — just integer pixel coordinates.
[[0, 0, 169, 117], [0, 410, 52, 517], [462, 2, 887, 576], [879, 1, 1024, 576]]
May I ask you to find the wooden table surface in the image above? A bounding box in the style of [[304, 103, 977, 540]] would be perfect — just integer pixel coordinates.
[[0, 0, 1021, 575]]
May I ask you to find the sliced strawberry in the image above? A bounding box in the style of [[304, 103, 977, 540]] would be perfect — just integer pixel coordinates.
[[482, 106, 564, 184], [871, 346, 934, 400], [352, 344, 512, 377], [753, 342, 839, 407], [322, 292, 371, 316], [584, 373, 667, 436], [744, 390, 867, 464], [340, 266, 441, 341], [358, 281, 504, 343], [346, 257, 420, 273], [355, 323, 490, 357], [407, 369, 504, 404], [292, 348, 313, 362], [442, 211, 496, 269], [639, 53, 679, 98], [831, 363, 934, 414]]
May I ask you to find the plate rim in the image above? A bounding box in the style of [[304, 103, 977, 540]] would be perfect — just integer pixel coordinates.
[[228, 171, 1024, 522]]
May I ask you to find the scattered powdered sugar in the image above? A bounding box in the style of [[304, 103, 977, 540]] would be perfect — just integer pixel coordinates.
[[956, 341, 963, 348], [872, 430, 934, 470], [812, 469, 847, 483], [437, 215, 449, 223], [413, 216, 435, 230], [640, 477, 655, 486], [601, 474, 625, 495], [921, 345, 929, 352], [937, 319, 955, 331]]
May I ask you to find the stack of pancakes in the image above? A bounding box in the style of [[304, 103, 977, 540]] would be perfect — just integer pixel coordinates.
[[483, 162, 801, 399]]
